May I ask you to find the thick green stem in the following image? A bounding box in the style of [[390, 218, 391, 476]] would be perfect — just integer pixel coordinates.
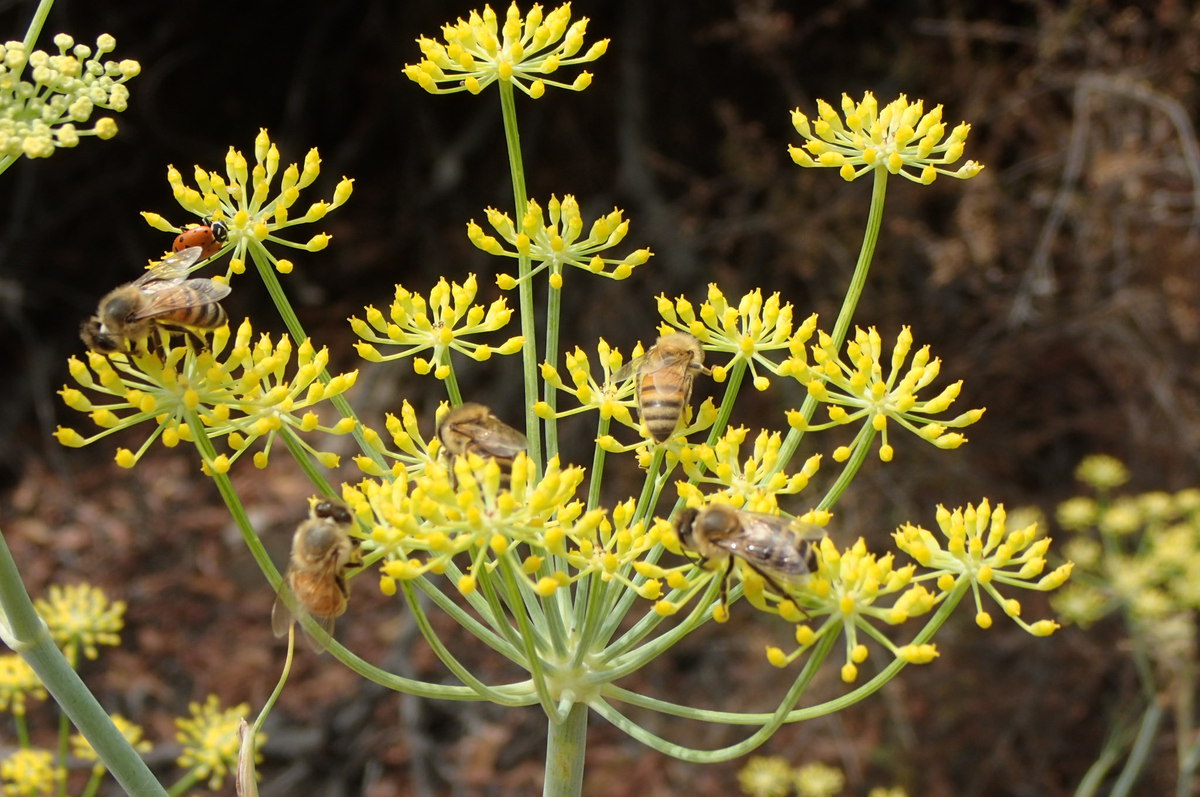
[[543, 702, 588, 797], [21, 0, 54, 54], [497, 81, 543, 471], [1110, 702, 1164, 797], [0, 531, 168, 796]]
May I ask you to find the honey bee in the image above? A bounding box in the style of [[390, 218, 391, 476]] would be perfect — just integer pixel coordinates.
[[80, 246, 230, 354], [271, 497, 361, 648], [613, 332, 709, 443], [436, 402, 528, 485], [675, 504, 823, 612]]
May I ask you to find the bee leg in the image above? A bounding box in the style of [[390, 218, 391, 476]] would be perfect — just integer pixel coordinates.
[[158, 324, 210, 352], [717, 557, 733, 614]]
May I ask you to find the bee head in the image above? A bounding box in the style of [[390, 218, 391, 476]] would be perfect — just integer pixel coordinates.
[[674, 507, 699, 548], [80, 317, 123, 354], [311, 497, 352, 525]]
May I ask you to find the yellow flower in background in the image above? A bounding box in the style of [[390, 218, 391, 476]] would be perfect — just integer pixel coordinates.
[[406, 2, 608, 98], [1075, 454, 1130, 491], [0, 748, 56, 796], [0, 33, 138, 160], [0, 655, 45, 717], [737, 755, 793, 797], [176, 695, 260, 792], [141, 129, 352, 279], [34, 583, 124, 665], [794, 762, 847, 797], [790, 92, 983, 184]]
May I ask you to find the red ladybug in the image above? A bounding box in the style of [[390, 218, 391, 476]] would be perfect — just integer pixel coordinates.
[[172, 219, 228, 259]]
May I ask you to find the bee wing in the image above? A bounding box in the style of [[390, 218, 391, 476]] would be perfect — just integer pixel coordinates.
[[271, 582, 337, 653], [128, 279, 231, 321], [270, 584, 298, 638], [132, 246, 206, 286], [611, 352, 646, 382], [721, 513, 821, 578], [461, 420, 528, 459], [643, 349, 696, 398]]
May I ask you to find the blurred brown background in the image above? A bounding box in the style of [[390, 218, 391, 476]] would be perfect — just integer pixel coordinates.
[[1, 0, 1199, 794]]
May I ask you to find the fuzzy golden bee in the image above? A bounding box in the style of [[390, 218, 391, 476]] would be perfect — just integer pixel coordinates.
[[80, 246, 230, 354], [675, 504, 822, 612], [613, 332, 709, 443], [271, 497, 361, 648], [436, 402, 528, 485]]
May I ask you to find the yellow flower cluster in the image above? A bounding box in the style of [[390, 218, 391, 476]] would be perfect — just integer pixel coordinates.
[[678, 427, 821, 512], [894, 500, 1069, 635], [0, 748, 56, 796], [56, 320, 358, 472], [1052, 457, 1200, 665], [350, 275, 524, 378], [536, 340, 637, 427], [353, 452, 604, 596], [790, 92, 983, 184], [141, 129, 352, 279], [659, 285, 818, 391], [405, 2, 608, 98], [353, 399, 441, 479], [0, 655, 45, 717], [175, 695, 261, 792], [34, 583, 125, 665], [0, 34, 138, 159], [767, 536, 937, 679], [788, 326, 985, 462], [469, 196, 650, 289]]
